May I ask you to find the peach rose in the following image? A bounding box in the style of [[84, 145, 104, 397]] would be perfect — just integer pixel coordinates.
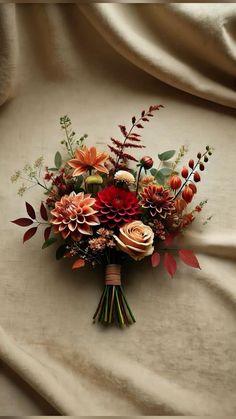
[[114, 221, 154, 261]]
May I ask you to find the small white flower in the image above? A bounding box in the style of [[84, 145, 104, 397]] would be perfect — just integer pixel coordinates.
[[114, 170, 135, 185]]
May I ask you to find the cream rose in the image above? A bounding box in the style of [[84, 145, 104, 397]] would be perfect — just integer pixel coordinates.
[[114, 220, 154, 261]]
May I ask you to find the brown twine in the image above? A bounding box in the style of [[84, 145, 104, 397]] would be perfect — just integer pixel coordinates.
[[105, 264, 121, 285]]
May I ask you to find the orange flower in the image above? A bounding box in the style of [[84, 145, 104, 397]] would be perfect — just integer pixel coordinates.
[[68, 146, 109, 176]]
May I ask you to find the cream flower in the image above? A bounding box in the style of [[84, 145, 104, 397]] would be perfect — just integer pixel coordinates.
[[114, 220, 154, 261], [114, 170, 135, 185]]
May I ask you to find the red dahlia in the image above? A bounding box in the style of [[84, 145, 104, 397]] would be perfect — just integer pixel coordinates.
[[95, 186, 140, 229], [140, 184, 175, 218]]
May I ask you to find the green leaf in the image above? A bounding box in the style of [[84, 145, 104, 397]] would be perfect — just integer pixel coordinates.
[[159, 167, 173, 176], [56, 244, 68, 260], [150, 168, 158, 177], [48, 167, 58, 171], [158, 150, 176, 161], [129, 169, 137, 179], [42, 237, 57, 249], [155, 171, 165, 185], [54, 151, 62, 169]]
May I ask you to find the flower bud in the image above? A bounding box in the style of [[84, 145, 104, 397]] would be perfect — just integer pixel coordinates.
[[140, 156, 153, 169], [85, 174, 103, 185], [194, 172, 201, 182], [182, 185, 194, 203], [188, 159, 194, 169], [189, 183, 197, 194], [169, 175, 182, 190], [199, 163, 205, 171], [181, 167, 189, 178]]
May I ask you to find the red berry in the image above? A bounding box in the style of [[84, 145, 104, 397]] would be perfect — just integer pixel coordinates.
[[199, 163, 205, 171], [169, 175, 182, 190], [194, 172, 201, 182], [189, 159, 194, 169], [189, 183, 197, 194], [181, 167, 189, 178], [140, 156, 153, 169], [182, 186, 194, 203]]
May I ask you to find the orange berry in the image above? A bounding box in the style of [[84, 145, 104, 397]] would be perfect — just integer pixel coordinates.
[[181, 167, 189, 178], [175, 198, 187, 212], [194, 172, 201, 182], [189, 183, 197, 194], [189, 159, 194, 169], [182, 186, 194, 203], [169, 175, 182, 190]]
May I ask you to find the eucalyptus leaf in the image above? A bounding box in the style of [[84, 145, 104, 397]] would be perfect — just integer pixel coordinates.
[[42, 237, 57, 249], [150, 168, 158, 177], [158, 150, 176, 161], [54, 151, 62, 169], [155, 171, 165, 185], [159, 167, 173, 176]]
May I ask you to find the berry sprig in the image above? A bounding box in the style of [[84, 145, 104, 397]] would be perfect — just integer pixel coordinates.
[[174, 146, 213, 202]]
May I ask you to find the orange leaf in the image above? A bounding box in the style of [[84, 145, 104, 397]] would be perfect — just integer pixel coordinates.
[[164, 252, 177, 277], [179, 249, 201, 269], [72, 259, 85, 269]]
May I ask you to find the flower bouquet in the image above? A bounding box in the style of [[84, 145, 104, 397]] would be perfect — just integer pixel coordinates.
[[11, 105, 213, 327]]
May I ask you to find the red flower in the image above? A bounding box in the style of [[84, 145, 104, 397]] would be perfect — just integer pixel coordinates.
[[95, 186, 140, 229]]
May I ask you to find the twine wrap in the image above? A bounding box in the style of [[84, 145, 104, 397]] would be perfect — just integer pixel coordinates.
[[105, 264, 121, 286]]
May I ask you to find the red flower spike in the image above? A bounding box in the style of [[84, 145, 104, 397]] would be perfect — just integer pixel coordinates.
[[151, 252, 160, 268], [182, 186, 194, 203], [11, 218, 34, 227], [72, 259, 85, 269], [188, 159, 194, 169], [44, 226, 52, 241], [181, 167, 189, 178], [23, 227, 38, 243], [164, 252, 177, 277], [194, 172, 201, 182], [25, 202, 36, 219], [40, 202, 48, 221], [179, 249, 201, 269]]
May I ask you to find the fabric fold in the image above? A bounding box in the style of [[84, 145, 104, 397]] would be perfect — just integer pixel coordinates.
[[79, 4, 236, 109]]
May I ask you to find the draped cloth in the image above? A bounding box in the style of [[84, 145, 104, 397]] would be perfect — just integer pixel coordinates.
[[0, 3, 236, 415]]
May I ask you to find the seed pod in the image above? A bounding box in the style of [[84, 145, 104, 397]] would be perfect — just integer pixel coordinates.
[[188, 159, 194, 169], [204, 156, 208, 162], [181, 167, 189, 179], [199, 163, 205, 171], [197, 152, 201, 159], [208, 151, 212, 156], [194, 172, 201, 182], [206, 146, 210, 151]]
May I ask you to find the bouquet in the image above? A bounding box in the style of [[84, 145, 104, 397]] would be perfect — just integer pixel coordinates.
[[11, 105, 213, 327]]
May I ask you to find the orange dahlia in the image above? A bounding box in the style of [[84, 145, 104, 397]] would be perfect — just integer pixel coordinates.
[[51, 192, 100, 241], [140, 184, 174, 218], [68, 146, 109, 176]]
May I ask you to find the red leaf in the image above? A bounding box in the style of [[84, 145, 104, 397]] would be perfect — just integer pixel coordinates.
[[132, 116, 136, 124], [142, 118, 149, 122], [11, 218, 34, 227], [44, 226, 51, 241], [164, 252, 177, 277], [23, 227, 38, 243], [136, 124, 144, 129], [72, 258, 85, 269], [141, 110, 145, 117], [25, 202, 36, 219], [40, 202, 48, 221], [151, 252, 160, 268], [164, 233, 176, 246], [179, 249, 201, 269]]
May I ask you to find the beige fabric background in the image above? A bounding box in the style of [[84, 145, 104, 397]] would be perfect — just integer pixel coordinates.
[[0, 3, 236, 416]]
